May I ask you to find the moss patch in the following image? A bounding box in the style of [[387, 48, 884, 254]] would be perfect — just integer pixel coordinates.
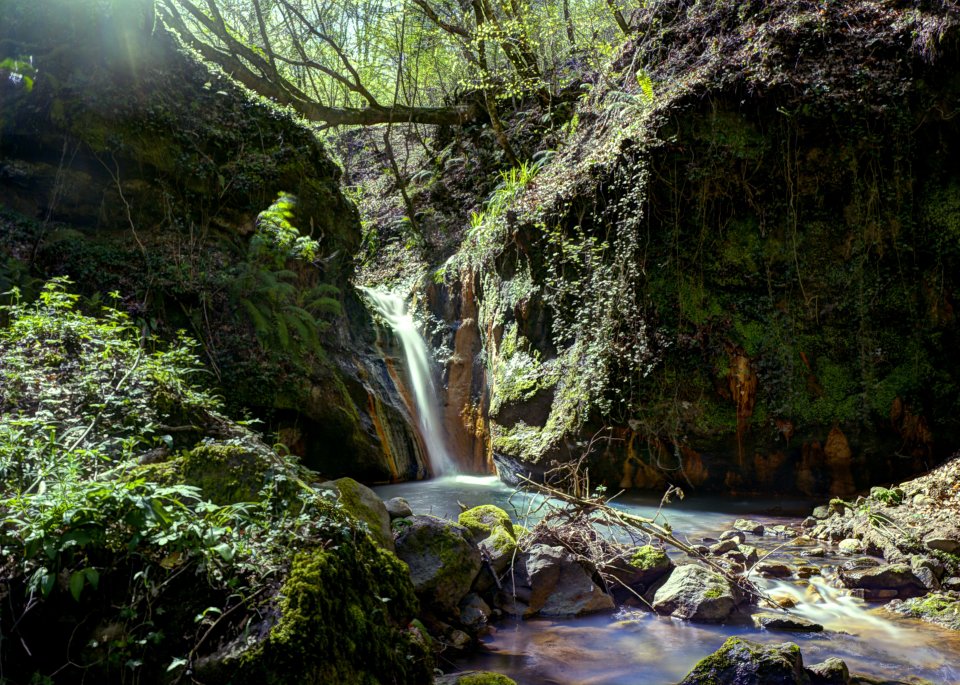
[[458, 505, 514, 542]]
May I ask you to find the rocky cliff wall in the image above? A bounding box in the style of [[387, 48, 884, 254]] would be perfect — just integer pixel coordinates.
[[436, 0, 960, 495]]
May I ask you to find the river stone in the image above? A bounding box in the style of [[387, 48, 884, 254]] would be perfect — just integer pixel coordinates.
[[458, 593, 491, 630], [435, 672, 517, 685], [319, 477, 393, 551], [887, 591, 960, 631], [458, 505, 514, 543], [806, 657, 850, 684], [394, 515, 481, 613], [384, 496, 413, 519], [522, 544, 614, 616], [678, 637, 809, 684], [752, 612, 824, 632], [837, 539, 863, 555], [812, 505, 831, 519], [755, 561, 793, 578], [837, 563, 926, 598], [613, 544, 674, 589], [650, 564, 740, 623], [734, 519, 766, 535], [721, 530, 747, 543], [710, 539, 740, 555], [923, 533, 960, 555], [478, 524, 518, 575]]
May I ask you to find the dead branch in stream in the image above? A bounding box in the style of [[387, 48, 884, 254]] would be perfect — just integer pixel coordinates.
[[514, 474, 779, 608]]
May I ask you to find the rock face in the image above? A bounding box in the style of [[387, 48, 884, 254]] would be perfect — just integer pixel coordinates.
[[424, 0, 960, 495], [678, 638, 810, 685], [649, 564, 740, 623], [394, 515, 482, 613], [887, 592, 960, 631], [0, 0, 427, 484]]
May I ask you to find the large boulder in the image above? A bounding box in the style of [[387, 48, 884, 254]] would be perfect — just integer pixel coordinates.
[[458, 505, 514, 543], [496, 544, 614, 617], [678, 638, 810, 684], [650, 564, 741, 623], [320, 478, 393, 551], [611, 544, 675, 590], [837, 563, 927, 599], [394, 515, 482, 613]]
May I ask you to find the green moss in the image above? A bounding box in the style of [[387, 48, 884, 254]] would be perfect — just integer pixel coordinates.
[[326, 477, 393, 550], [486, 525, 518, 556], [241, 538, 432, 685], [181, 442, 275, 505], [457, 673, 518, 685], [629, 545, 669, 571], [703, 586, 725, 599], [458, 505, 514, 542]]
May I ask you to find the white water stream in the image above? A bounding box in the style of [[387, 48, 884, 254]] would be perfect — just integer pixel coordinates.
[[362, 288, 457, 476]]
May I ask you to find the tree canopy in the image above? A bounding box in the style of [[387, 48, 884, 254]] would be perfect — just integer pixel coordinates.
[[159, 0, 638, 128]]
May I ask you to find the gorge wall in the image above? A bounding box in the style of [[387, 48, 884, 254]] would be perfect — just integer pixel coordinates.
[[429, 0, 960, 495]]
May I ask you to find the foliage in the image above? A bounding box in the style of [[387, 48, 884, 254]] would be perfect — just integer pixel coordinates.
[[0, 280, 419, 682]]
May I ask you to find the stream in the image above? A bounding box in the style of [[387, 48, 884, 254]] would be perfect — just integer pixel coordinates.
[[376, 476, 960, 684]]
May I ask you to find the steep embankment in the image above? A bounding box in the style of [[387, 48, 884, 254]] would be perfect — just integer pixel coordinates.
[[0, 0, 426, 481], [435, 0, 960, 495]]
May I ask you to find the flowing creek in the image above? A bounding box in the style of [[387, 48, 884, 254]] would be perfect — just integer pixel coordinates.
[[376, 477, 960, 684]]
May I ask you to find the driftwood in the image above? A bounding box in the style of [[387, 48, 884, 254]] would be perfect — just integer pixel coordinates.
[[514, 474, 779, 608]]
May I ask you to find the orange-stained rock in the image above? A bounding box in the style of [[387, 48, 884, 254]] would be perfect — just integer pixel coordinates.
[[754, 451, 787, 488], [824, 427, 856, 496], [681, 446, 709, 487]]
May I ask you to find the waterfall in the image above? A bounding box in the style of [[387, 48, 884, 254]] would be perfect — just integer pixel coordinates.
[[361, 288, 457, 476]]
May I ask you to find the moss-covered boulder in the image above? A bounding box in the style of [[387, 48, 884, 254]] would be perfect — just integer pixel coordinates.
[[435, 673, 518, 685], [613, 544, 674, 589], [679, 638, 810, 685], [224, 538, 432, 685], [394, 515, 482, 614], [458, 505, 514, 543], [320, 478, 394, 551], [649, 564, 740, 623], [887, 592, 960, 631]]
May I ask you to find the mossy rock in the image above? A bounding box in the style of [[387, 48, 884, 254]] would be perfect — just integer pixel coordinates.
[[394, 515, 482, 613], [888, 592, 960, 631], [458, 505, 514, 543], [320, 478, 394, 551], [435, 672, 518, 685], [478, 525, 518, 574], [233, 538, 432, 685], [614, 544, 674, 588], [649, 564, 740, 623], [679, 637, 810, 684]]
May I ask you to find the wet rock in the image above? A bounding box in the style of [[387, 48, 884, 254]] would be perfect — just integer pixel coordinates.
[[812, 505, 831, 519], [650, 564, 740, 623], [435, 671, 517, 685], [320, 478, 393, 551], [801, 517, 818, 529], [923, 533, 959, 555], [710, 539, 740, 555], [755, 561, 793, 578], [734, 519, 766, 535], [943, 577, 960, 592], [771, 525, 798, 538], [499, 544, 614, 617], [394, 515, 482, 613], [478, 525, 518, 575], [806, 657, 851, 684], [838, 563, 926, 599], [910, 556, 942, 592], [740, 544, 761, 566], [803, 547, 826, 558], [837, 539, 863, 555], [752, 612, 824, 632], [384, 496, 413, 519], [887, 591, 960, 631], [797, 566, 821, 579], [458, 593, 491, 630], [720, 530, 747, 543], [678, 637, 808, 684]]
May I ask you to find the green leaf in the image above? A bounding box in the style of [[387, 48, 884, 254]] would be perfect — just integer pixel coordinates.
[[84, 566, 100, 590], [213, 542, 235, 562], [69, 569, 86, 602]]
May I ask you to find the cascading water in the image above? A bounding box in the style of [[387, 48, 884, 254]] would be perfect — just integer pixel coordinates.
[[362, 288, 457, 476]]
